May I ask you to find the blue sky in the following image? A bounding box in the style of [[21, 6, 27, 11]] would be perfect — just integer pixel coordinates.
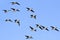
[[0, 0, 60, 40]]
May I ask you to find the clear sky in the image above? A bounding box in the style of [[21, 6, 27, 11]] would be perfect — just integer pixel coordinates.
[[0, 0, 60, 40]]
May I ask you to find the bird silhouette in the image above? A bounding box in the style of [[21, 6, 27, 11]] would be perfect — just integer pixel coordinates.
[[30, 9, 34, 13], [39, 25, 49, 31], [16, 9, 20, 12], [11, 8, 16, 11], [40, 25, 45, 29], [26, 7, 30, 11], [55, 28, 59, 31], [11, 8, 20, 12], [36, 24, 40, 27], [30, 14, 36, 19], [50, 26, 59, 31], [50, 26, 55, 30], [29, 26, 36, 31], [16, 21, 20, 26], [44, 27, 49, 31], [14, 19, 20, 26], [11, 2, 20, 5], [39, 26, 43, 30], [5, 19, 13, 22], [26, 7, 34, 13], [34, 15, 36, 19], [14, 19, 17, 22], [25, 35, 33, 39], [36, 24, 43, 30], [15, 2, 20, 5], [31, 15, 33, 18], [3, 10, 11, 13]]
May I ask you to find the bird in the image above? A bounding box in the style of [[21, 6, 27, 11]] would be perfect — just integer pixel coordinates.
[[30, 14, 36, 19], [10, 2, 15, 5], [34, 15, 36, 19], [10, 2, 20, 5], [14, 19, 20, 26], [3, 10, 11, 13], [26, 7, 35, 13], [25, 35, 33, 39], [16, 21, 20, 26], [14, 19, 17, 22], [26, 7, 30, 11], [16, 9, 20, 12], [5, 19, 8, 21], [30, 15, 33, 18], [40, 25, 45, 29], [44, 27, 49, 31], [11, 8, 16, 11], [15, 2, 20, 5], [39, 26, 43, 30], [36, 24, 43, 30], [50, 26, 59, 31], [50, 26, 55, 30], [8, 19, 13, 22], [39, 25, 49, 31], [11, 8, 20, 12], [55, 28, 59, 31], [36, 24, 39, 27], [30, 9, 34, 13], [5, 19, 13, 22], [29, 26, 36, 31]]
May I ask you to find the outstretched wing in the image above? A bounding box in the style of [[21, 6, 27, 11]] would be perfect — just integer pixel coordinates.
[[34, 15, 36, 19], [3, 10, 7, 13], [26, 7, 30, 11], [16, 2, 20, 5], [30, 9, 34, 13], [11, 2, 15, 5], [17, 21, 20, 26], [16, 9, 20, 12], [45, 28, 49, 31], [36, 24, 39, 27], [9, 19, 13, 22], [55, 28, 59, 31], [11, 8, 16, 11], [30, 26, 34, 30], [39, 26, 43, 30], [25, 35, 29, 39]]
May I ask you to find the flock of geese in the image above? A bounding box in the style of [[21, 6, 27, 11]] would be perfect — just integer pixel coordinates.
[[3, 1, 60, 39]]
